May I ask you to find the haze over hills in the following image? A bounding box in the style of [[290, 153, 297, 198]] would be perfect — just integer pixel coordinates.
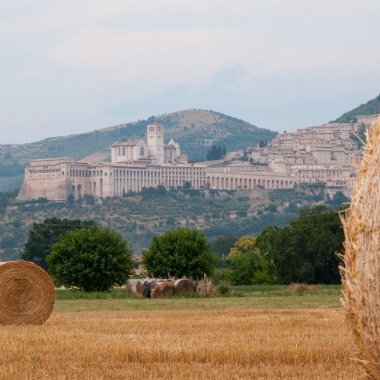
[[334, 93, 380, 123], [0, 109, 276, 191]]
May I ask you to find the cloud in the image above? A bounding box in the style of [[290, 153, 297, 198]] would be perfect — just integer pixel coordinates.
[[1, 0, 380, 143]]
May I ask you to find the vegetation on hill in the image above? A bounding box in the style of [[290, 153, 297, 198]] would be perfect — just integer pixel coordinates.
[[206, 144, 226, 160], [334, 93, 380, 123], [0, 185, 343, 262]]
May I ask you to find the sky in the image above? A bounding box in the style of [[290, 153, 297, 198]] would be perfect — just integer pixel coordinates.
[[1, 0, 380, 144]]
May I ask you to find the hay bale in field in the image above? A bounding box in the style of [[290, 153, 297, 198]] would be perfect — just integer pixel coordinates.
[[0, 261, 55, 325], [143, 279, 157, 298], [136, 280, 145, 296], [340, 117, 380, 379], [125, 279, 140, 294], [151, 280, 175, 298], [173, 278, 194, 295], [196, 278, 216, 297]]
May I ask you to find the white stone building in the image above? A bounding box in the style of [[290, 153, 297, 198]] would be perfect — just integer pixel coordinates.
[[17, 124, 207, 201], [17, 115, 368, 201]]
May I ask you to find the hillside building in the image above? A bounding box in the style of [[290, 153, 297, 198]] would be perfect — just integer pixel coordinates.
[[17, 124, 206, 201], [18, 114, 370, 201]]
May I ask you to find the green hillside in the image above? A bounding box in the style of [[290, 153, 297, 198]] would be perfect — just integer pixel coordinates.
[[0, 187, 326, 261], [334, 93, 380, 123], [0, 109, 276, 190]]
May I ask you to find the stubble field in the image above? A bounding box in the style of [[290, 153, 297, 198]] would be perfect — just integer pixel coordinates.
[[0, 288, 363, 379]]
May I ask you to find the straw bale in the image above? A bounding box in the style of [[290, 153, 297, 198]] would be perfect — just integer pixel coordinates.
[[173, 279, 194, 295], [151, 280, 175, 298], [143, 279, 157, 298], [196, 279, 216, 297], [125, 279, 140, 294], [128, 279, 149, 297], [136, 280, 145, 296], [0, 261, 55, 325], [340, 117, 380, 379]]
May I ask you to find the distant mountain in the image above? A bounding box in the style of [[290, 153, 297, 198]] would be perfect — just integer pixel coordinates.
[[334, 94, 380, 123], [0, 109, 276, 190]]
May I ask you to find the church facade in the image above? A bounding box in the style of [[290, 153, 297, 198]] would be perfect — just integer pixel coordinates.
[[17, 124, 207, 201]]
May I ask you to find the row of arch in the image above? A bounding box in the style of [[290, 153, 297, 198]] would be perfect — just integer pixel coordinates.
[[112, 178, 203, 195], [69, 175, 294, 198], [207, 176, 294, 190], [70, 169, 103, 178], [71, 179, 104, 198]]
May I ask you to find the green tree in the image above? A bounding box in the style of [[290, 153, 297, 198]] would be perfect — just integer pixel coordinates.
[[228, 236, 256, 257], [228, 250, 276, 285], [255, 206, 343, 284], [0, 193, 8, 212], [227, 236, 276, 285], [47, 226, 134, 291], [66, 193, 75, 208], [211, 236, 238, 259], [143, 228, 216, 278], [22, 218, 96, 271], [83, 193, 95, 205], [328, 191, 349, 206], [206, 145, 226, 161], [211, 236, 238, 270]]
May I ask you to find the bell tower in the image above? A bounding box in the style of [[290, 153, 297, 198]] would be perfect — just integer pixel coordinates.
[[147, 123, 165, 164]]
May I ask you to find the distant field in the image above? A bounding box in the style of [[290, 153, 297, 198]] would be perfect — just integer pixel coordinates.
[[54, 284, 342, 312], [0, 285, 362, 379]]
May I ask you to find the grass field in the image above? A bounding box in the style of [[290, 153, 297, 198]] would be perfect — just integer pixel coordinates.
[[0, 285, 363, 379]]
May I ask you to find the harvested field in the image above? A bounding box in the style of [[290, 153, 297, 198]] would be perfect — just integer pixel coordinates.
[[0, 308, 363, 379]]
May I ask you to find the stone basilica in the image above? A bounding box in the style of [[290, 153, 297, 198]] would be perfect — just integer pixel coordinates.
[[17, 124, 207, 201]]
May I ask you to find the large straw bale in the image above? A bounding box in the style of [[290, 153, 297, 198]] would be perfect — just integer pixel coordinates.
[[340, 118, 380, 379], [136, 280, 145, 296], [173, 278, 194, 295], [142, 279, 157, 298], [127, 279, 149, 297], [151, 280, 175, 298], [0, 261, 55, 325], [125, 279, 139, 294]]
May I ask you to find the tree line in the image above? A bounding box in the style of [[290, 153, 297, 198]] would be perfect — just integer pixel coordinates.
[[21, 205, 345, 291]]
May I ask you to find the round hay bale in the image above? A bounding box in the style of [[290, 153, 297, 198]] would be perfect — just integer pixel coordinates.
[[136, 281, 144, 296], [173, 278, 194, 295], [340, 118, 380, 378], [126, 279, 148, 297], [151, 280, 175, 298], [125, 279, 139, 294], [143, 280, 157, 298], [0, 261, 55, 325]]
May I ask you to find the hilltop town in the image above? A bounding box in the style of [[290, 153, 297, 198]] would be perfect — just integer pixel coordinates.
[[17, 114, 377, 202], [223, 114, 378, 198]]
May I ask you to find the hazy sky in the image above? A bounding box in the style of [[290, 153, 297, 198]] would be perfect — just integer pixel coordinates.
[[1, 0, 380, 144]]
